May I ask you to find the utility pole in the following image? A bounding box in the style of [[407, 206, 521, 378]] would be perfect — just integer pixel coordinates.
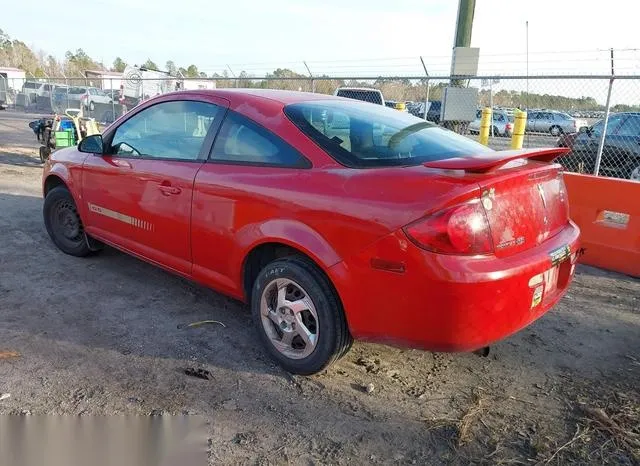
[[453, 0, 476, 50], [451, 0, 476, 86], [448, 0, 476, 130]]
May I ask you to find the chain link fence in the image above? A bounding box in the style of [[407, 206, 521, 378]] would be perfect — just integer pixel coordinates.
[[3, 74, 639, 181]]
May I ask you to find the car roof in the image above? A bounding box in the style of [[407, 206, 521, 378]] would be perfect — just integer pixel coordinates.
[[335, 87, 382, 92], [164, 88, 350, 106]]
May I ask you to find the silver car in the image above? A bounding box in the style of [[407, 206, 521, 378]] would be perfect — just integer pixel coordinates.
[[526, 110, 588, 136], [468, 109, 514, 137]]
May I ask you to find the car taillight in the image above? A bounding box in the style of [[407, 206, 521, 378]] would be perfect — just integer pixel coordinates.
[[506, 122, 513, 131], [404, 200, 494, 255]]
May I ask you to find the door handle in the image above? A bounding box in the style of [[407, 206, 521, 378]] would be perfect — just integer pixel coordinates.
[[158, 185, 181, 195]]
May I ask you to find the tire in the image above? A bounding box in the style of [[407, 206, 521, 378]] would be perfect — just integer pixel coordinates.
[[251, 257, 352, 375], [43, 186, 91, 257], [630, 165, 640, 182], [550, 125, 562, 136], [89, 101, 95, 111]]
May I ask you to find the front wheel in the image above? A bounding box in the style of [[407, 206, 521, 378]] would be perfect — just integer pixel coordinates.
[[630, 165, 640, 182], [43, 186, 91, 257], [550, 125, 562, 137], [251, 257, 352, 375]]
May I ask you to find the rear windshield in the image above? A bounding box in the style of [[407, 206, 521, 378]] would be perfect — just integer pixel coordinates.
[[285, 100, 492, 168], [23, 82, 41, 89], [68, 87, 87, 95], [335, 89, 383, 105]]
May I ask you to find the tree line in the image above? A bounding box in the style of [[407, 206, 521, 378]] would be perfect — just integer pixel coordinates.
[[2, 28, 631, 112]]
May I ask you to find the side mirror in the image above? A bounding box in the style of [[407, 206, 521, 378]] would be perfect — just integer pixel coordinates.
[[78, 134, 104, 154]]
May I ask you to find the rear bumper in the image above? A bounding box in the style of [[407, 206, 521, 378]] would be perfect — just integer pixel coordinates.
[[330, 221, 580, 352]]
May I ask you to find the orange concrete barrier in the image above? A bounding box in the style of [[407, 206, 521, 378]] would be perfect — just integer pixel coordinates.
[[563, 173, 640, 277]]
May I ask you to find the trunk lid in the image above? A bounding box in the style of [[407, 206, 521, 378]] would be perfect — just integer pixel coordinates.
[[424, 148, 571, 258]]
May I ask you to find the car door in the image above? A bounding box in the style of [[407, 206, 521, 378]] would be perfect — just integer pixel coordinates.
[[572, 114, 626, 173], [190, 109, 312, 296], [81, 97, 227, 275], [536, 112, 550, 132], [526, 112, 538, 132]]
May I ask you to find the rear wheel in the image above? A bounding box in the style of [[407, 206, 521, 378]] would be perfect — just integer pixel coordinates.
[[251, 257, 352, 375], [43, 186, 91, 257]]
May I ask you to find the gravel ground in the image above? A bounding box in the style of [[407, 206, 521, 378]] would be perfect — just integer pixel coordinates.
[[0, 110, 638, 465]]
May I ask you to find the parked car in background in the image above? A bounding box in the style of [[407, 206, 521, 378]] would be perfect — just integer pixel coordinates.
[[81, 87, 113, 111], [408, 101, 442, 123], [468, 109, 514, 137], [526, 110, 588, 136], [557, 112, 640, 180], [384, 100, 408, 111], [104, 89, 121, 102], [334, 87, 384, 105], [42, 89, 580, 375], [22, 81, 54, 98]]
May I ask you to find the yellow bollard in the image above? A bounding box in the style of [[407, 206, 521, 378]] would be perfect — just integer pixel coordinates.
[[511, 109, 527, 149], [478, 107, 492, 146]]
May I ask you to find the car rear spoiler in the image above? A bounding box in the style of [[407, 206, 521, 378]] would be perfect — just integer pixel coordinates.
[[423, 147, 571, 173]]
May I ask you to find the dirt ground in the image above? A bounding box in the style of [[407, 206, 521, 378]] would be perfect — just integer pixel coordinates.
[[0, 110, 638, 465]]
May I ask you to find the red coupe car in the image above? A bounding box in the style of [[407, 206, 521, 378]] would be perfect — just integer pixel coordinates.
[[42, 89, 580, 375]]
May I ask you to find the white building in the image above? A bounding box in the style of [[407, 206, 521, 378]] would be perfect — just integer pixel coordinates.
[[180, 79, 216, 91], [84, 70, 123, 90], [0, 67, 26, 91]]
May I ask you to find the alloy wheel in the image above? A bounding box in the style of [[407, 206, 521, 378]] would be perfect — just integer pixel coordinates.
[[260, 278, 319, 359]]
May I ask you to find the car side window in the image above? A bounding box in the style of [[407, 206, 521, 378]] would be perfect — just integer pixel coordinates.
[[616, 116, 640, 137], [210, 111, 310, 167], [109, 100, 222, 160], [494, 113, 505, 122]]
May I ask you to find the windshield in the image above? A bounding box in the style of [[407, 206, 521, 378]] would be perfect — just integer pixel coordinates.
[[285, 100, 492, 168], [23, 82, 40, 89]]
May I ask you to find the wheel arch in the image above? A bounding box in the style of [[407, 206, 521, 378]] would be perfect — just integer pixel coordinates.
[[241, 239, 341, 304], [43, 164, 86, 224], [43, 174, 67, 197]]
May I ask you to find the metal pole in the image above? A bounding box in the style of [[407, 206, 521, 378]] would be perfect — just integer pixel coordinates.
[[111, 78, 115, 124], [226, 65, 237, 88], [420, 56, 430, 121], [303, 61, 315, 93], [489, 80, 493, 137], [526, 20, 530, 147], [451, 0, 476, 87], [594, 49, 615, 176]]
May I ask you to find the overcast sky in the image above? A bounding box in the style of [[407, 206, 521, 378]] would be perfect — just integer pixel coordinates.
[[3, 0, 640, 77]]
